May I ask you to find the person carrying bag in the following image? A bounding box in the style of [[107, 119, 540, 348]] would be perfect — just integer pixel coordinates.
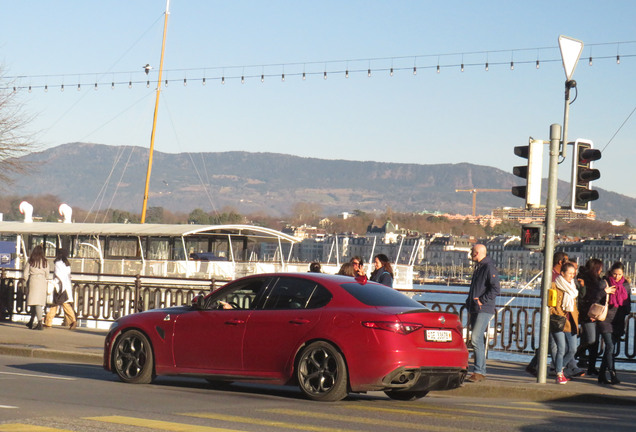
[[43, 249, 77, 330], [549, 262, 579, 385]]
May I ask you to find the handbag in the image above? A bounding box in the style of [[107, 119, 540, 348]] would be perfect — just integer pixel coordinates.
[[548, 288, 558, 307], [549, 314, 566, 332], [588, 294, 609, 321], [53, 288, 69, 305]]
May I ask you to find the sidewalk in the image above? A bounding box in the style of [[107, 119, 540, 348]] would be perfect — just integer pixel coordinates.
[[0, 321, 105, 365], [1, 321, 635, 404]]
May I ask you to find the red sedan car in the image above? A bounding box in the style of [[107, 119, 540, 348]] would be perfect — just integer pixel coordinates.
[[104, 273, 468, 401]]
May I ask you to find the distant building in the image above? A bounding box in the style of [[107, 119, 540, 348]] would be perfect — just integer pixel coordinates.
[[424, 234, 474, 267], [560, 236, 636, 271], [492, 207, 595, 222]]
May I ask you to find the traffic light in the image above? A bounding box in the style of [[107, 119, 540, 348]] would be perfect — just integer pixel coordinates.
[[570, 139, 601, 213], [512, 139, 544, 209], [521, 223, 544, 250]]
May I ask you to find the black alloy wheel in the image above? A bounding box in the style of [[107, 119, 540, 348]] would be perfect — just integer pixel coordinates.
[[296, 341, 348, 402], [113, 330, 154, 384]]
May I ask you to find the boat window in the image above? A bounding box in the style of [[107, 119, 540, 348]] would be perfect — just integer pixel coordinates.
[[147, 238, 170, 260], [73, 237, 102, 259], [173, 239, 186, 260], [262, 277, 332, 310], [27, 236, 57, 257], [106, 237, 139, 259], [185, 236, 231, 260], [185, 237, 210, 258]]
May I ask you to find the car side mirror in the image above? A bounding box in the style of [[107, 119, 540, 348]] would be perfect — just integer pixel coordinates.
[[192, 294, 205, 310]]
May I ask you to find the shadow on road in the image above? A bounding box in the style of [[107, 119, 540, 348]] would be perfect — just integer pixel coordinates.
[[8, 362, 111, 380]]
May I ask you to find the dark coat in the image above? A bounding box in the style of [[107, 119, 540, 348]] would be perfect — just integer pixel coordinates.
[[370, 268, 393, 288], [466, 256, 500, 315], [578, 271, 607, 324]]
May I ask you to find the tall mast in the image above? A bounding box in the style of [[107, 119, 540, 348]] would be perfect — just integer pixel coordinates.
[[141, 0, 170, 223]]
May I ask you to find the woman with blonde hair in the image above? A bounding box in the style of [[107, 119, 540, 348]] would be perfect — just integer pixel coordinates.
[[549, 262, 579, 384]]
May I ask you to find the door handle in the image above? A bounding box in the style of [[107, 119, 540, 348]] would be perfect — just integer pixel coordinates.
[[225, 319, 245, 325], [289, 318, 310, 325]]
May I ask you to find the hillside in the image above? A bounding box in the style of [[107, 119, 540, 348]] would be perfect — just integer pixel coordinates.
[[4, 142, 635, 221]]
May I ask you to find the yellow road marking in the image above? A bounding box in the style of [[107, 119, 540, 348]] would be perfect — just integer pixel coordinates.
[[341, 405, 525, 426], [263, 408, 465, 432], [181, 412, 357, 432], [0, 426, 72, 432], [393, 400, 614, 419], [85, 416, 247, 432]]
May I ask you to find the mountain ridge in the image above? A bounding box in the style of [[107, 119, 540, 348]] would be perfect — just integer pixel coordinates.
[[5, 142, 634, 221]]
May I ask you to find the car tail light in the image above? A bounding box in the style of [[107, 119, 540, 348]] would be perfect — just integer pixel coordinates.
[[362, 321, 423, 335]]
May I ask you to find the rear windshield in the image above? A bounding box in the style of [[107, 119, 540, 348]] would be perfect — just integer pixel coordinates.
[[340, 282, 423, 307]]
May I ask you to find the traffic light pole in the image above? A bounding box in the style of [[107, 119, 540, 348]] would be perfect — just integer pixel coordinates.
[[537, 123, 561, 384], [559, 80, 575, 158]]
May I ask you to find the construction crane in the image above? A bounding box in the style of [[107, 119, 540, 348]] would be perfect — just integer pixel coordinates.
[[455, 188, 509, 217]]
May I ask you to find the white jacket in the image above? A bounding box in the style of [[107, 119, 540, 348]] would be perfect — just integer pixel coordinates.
[[54, 260, 74, 303]]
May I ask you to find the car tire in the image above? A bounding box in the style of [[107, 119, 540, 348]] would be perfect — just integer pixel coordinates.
[[113, 330, 154, 384], [383, 390, 429, 401], [296, 341, 348, 402]]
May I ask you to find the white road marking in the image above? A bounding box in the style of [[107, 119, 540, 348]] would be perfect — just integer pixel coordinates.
[[0, 405, 18, 409], [0, 371, 75, 381]]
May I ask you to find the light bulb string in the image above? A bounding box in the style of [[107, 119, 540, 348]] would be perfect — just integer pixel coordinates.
[[2, 41, 635, 91]]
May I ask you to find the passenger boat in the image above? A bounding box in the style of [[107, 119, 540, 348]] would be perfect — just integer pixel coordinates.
[[0, 215, 414, 289]]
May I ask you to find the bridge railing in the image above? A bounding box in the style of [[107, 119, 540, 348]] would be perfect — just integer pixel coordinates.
[[403, 287, 635, 362], [1, 271, 633, 361], [0, 270, 228, 325]]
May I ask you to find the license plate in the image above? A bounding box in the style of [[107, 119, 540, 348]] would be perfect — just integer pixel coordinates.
[[426, 330, 452, 342]]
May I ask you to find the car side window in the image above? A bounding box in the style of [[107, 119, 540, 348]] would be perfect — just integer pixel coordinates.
[[205, 277, 267, 310], [262, 277, 332, 310]]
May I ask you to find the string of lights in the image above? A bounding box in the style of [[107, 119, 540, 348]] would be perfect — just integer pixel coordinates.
[[2, 40, 635, 92]]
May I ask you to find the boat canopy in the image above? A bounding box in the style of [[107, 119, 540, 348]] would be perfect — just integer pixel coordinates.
[[0, 221, 299, 243]]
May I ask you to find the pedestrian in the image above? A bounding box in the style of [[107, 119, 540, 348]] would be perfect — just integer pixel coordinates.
[[465, 244, 500, 382], [577, 258, 607, 377], [526, 251, 571, 377], [337, 262, 356, 277], [598, 261, 631, 385], [350, 256, 367, 279], [44, 248, 77, 330], [549, 262, 579, 384], [308, 262, 321, 273], [370, 254, 393, 287], [23, 245, 49, 331]]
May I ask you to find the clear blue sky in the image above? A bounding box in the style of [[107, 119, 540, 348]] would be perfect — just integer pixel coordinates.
[[1, 1, 635, 204]]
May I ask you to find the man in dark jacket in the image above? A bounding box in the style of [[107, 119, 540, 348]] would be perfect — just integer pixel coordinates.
[[465, 244, 500, 382]]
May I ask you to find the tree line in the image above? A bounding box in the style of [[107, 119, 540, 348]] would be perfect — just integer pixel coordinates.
[[0, 194, 631, 239]]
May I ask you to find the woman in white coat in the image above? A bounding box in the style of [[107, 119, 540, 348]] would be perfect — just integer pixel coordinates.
[[24, 245, 48, 330], [44, 249, 77, 330]]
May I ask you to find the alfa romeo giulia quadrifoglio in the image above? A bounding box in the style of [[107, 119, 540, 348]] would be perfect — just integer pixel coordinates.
[[103, 273, 468, 401]]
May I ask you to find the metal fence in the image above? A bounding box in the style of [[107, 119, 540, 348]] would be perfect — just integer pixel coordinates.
[[1, 271, 633, 361], [0, 270, 225, 325], [405, 288, 636, 362]]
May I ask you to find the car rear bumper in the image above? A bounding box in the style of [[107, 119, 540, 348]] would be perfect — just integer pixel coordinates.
[[379, 366, 467, 392]]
